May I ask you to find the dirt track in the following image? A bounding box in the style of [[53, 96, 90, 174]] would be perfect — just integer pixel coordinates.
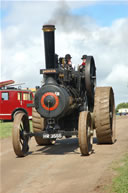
[[1, 116, 128, 193]]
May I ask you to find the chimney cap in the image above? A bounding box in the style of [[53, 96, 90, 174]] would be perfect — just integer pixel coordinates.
[[42, 25, 56, 32]]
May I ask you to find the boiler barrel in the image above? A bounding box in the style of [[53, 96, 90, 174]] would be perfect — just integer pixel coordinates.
[[42, 25, 56, 69]]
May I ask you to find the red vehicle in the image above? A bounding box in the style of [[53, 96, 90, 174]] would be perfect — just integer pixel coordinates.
[[0, 80, 34, 120]]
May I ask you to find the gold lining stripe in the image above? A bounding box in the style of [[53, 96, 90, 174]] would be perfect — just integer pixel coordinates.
[[42, 26, 56, 32]]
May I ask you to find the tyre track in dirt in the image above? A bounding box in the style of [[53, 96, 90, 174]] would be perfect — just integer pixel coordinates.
[[1, 117, 128, 193]]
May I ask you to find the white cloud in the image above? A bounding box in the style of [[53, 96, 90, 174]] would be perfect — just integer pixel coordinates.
[[1, 1, 128, 105], [105, 65, 128, 84]]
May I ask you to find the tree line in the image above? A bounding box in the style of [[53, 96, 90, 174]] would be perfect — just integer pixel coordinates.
[[116, 102, 128, 113]]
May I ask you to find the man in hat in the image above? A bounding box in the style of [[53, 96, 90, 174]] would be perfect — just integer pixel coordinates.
[[79, 55, 87, 71], [81, 55, 87, 66], [65, 54, 72, 69]]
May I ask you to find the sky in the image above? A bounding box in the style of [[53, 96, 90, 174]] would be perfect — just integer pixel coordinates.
[[0, 0, 128, 106]]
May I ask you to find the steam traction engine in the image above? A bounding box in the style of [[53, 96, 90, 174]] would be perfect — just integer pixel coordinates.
[[12, 25, 116, 157]]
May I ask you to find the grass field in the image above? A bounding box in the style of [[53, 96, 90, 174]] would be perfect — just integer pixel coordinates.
[[0, 121, 13, 139], [110, 154, 128, 193], [104, 154, 128, 193], [0, 121, 32, 139]]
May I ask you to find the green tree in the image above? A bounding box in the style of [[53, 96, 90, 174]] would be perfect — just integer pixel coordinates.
[[116, 102, 128, 113]]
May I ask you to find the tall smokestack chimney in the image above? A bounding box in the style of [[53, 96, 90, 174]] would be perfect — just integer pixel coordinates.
[[42, 25, 56, 69]]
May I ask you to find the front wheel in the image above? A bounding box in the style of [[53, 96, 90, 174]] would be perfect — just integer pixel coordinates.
[[12, 112, 30, 157], [78, 111, 93, 156]]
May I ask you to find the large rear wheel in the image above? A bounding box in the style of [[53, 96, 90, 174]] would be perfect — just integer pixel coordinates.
[[32, 108, 55, 145], [78, 111, 93, 156], [94, 87, 116, 144]]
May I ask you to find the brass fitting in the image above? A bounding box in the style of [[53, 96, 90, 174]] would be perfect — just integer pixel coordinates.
[[42, 25, 56, 32]]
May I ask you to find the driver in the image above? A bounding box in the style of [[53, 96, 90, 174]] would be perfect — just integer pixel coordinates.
[[65, 54, 72, 67]]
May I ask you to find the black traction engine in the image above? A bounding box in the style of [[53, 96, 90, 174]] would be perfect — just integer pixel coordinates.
[[12, 25, 116, 157]]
